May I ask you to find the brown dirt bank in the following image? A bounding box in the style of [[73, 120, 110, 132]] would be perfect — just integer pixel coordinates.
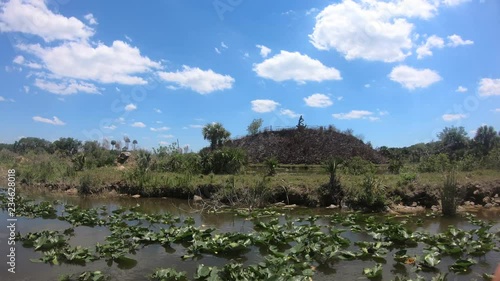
[[14, 179, 500, 210]]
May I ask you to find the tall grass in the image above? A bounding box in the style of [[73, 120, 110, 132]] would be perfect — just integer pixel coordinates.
[[441, 170, 458, 217]]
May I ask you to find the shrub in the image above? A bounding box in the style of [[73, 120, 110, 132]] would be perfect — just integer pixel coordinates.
[[78, 174, 100, 195], [417, 153, 450, 173], [441, 170, 458, 217], [347, 174, 387, 211], [264, 157, 279, 176], [397, 172, 417, 187], [482, 147, 500, 170], [388, 158, 403, 174], [201, 147, 247, 175], [344, 156, 375, 175], [318, 158, 343, 206]]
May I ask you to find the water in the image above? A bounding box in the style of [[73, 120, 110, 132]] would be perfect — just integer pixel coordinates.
[[1, 195, 499, 281]]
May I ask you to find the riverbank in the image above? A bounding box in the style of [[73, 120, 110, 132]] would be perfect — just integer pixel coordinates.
[[6, 167, 500, 212]]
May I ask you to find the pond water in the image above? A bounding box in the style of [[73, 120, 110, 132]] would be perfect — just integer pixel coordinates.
[[1, 194, 499, 281]]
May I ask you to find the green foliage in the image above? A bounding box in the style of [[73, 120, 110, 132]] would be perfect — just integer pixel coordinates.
[[473, 125, 498, 156], [200, 147, 247, 175], [438, 126, 470, 160], [388, 158, 403, 174], [418, 153, 450, 173], [347, 174, 387, 211], [202, 122, 231, 150], [150, 268, 188, 281], [344, 156, 376, 175], [296, 115, 307, 130], [81, 141, 116, 169], [482, 147, 500, 170], [247, 118, 263, 135], [78, 173, 100, 195], [53, 137, 82, 156], [0, 148, 17, 165], [14, 137, 54, 154], [71, 153, 86, 171], [319, 158, 344, 206], [264, 156, 278, 176], [397, 172, 417, 187], [441, 170, 458, 217]]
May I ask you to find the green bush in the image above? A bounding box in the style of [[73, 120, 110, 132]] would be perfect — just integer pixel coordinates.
[[482, 147, 500, 170], [264, 157, 279, 176], [343, 156, 375, 175], [318, 158, 344, 206], [78, 174, 100, 195], [388, 158, 403, 174], [200, 147, 247, 175], [417, 153, 450, 173], [397, 172, 417, 187], [347, 174, 387, 211]]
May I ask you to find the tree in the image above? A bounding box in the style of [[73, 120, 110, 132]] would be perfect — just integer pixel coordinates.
[[437, 126, 469, 160], [123, 136, 131, 150], [202, 122, 231, 150], [110, 140, 116, 150], [53, 137, 81, 156], [474, 125, 498, 156], [13, 137, 54, 154], [247, 118, 263, 135], [296, 115, 306, 130], [132, 140, 138, 150]]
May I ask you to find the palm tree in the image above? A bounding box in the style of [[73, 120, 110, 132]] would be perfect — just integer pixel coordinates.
[[132, 140, 138, 150], [123, 136, 131, 150], [474, 125, 498, 156], [110, 140, 116, 150], [202, 122, 231, 150]]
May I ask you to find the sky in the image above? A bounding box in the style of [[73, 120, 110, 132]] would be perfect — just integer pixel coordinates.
[[0, 0, 499, 151]]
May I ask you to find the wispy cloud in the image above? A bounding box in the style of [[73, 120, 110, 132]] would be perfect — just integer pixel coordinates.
[[33, 116, 66, 125]]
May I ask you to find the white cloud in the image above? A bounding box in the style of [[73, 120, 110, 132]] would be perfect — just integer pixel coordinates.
[[18, 40, 161, 85], [478, 78, 500, 97], [125, 103, 137, 111], [159, 141, 169, 146], [416, 35, 445, 59], [447, 34, 473, 47], [0, 96, 5, 102], [337, 96, 344, 101], [304, 93, 333, 108], [34, 78, 99, 95], [150, 126, 170, 132], [189, 124, 204, 129], [364, 84, 371, 88], [253, 50, 341, 83], [32, 115, 65, 125], [158, 66, 234, 94], [305, 8, 319, 15], [116, 117, 125, 124], [215, 47, 221, 54], [492, 108, 500, 113], [160, 134, 174, 138], [12, 55, 42, 69], [221, 42, 228, 48], [309, 0, 439, 62], [332, 110, 376, 120], [131, 122, 146, 128], [84, 13, 98, 25], [154, 108, 162, 113], [251, 99, 280, 113], [378, 110, 389, 116], [389, 65, 441, 89], [0, 0, 94, 42], [256, 44, 271, 58], [442, 113, 467, 121], [456, 86, 467, 93], [280, 109, 300, 118], [23, 85, 30, 93], [442, 0, 471, 6], [103, 125, 117, 130]]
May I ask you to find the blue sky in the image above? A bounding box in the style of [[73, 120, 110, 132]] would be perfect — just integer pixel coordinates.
[[0, 0, 499, 151]]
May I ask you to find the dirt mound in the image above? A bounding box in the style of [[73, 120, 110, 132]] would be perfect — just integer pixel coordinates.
[[228, 128, 385, 164]]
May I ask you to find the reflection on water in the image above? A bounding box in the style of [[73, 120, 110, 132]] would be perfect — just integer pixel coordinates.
[[0, 195, 499, 281]]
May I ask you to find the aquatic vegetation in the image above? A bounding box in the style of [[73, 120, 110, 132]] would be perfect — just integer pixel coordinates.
[[5, 196, 500, 280]]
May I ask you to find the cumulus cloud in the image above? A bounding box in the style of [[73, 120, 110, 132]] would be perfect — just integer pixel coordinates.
[[125, 103, 137, 111], [18, 41, 161, 85], [253, 51, 341, 83], [416, 35, 445, 59], [256, 44, 271, 58], [131, 122, 146, 128], [280, 109, 300, 118], [304, 93, 333, 108], [456, 86, 467, 93], [34, 78, 99, 95], [12, 55, 42, 69], [442, 113, 467, 121], [150, 126, 170, 132], [0, 0, 94, 42], [33, 115, 65, 125], [309, 0, 439, 62], [251, 99, 280, 113], [158, 66, 234, 94], [389, 65, 441, 89], [84, 13, 97, 25], [447, 34, 473, 47], [478, 78, 500, 97], [332, 110, 376, 120]]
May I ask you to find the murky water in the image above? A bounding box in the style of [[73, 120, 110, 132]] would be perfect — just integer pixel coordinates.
[[1, 195, 499, 281]]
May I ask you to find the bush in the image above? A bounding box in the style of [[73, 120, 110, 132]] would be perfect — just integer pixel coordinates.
[[318, 158, 343, 206], [417, 153, 450, 173], [78, 173, 100, 195], [343, 156, 375, 175], [388, 158, 403, 174], [264, 157, 279, 176], [441, 170, 458, 217], [397, 172, 417, 187], [200, 147, 247, 175], [482, 147, 500, 170], [346, 174, 387, 211]]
